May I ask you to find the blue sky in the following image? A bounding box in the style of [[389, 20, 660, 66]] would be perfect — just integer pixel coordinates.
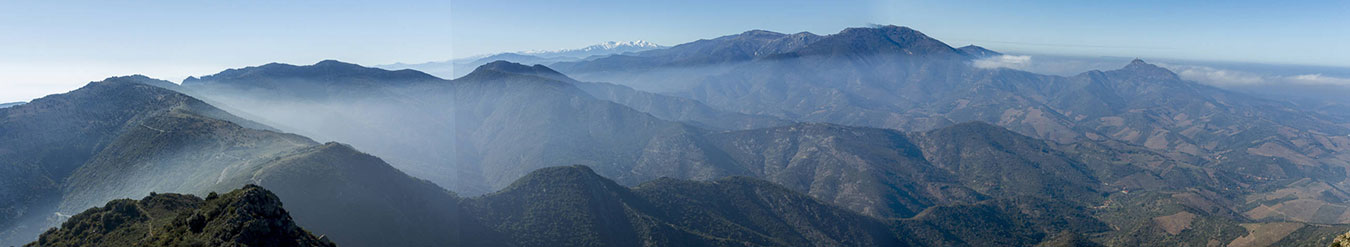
[[0, 0, 1346, 102]]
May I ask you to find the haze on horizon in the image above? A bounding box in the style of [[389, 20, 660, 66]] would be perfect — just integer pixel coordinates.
[[0, 0, 1346, 103]]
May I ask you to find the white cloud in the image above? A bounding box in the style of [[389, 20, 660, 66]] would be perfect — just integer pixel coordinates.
[[973, 55, 1032, 70], [1287, 74, 1350, 86], [1159, 64, 1267, 86], [1158, 63, 1350, 88]]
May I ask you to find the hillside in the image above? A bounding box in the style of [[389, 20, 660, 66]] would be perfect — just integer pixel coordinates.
[[0, 76, 492, 246], [0, 75, 300, 244], [464, 165, 902, 246]]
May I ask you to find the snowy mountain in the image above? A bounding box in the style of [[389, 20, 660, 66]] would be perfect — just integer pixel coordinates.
[[521, 40, 665, 59]]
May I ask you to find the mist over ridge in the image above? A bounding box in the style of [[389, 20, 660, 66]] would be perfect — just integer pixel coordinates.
[[3, 22, 1350, 247], [161, 25, 1350, 246]]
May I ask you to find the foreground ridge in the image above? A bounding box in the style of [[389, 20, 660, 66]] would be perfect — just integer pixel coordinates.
[[26, 185, 335, 247]]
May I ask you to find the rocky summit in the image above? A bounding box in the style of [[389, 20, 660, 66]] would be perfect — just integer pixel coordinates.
[[26, 185, 335, 247]]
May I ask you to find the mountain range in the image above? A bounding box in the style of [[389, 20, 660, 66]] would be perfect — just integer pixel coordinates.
[[0, 76, 995, 245], [3, 25, 1349, 246], [552, 26, 1350, 228], [378, 40, 665, 79], [176, 56, 1347, 245]]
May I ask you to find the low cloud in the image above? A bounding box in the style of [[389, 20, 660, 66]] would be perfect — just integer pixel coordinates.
[[1160, 64, 1267, 86], [1160, 63, 1350, 88], [973, 55, 1032, 70], [1288, 74, 1350, 86]]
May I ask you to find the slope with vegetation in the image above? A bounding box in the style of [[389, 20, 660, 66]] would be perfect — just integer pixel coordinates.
[[26, 185, 334, 247]]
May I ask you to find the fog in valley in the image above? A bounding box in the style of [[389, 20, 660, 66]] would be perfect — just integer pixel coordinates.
[[4, 23, 1350, 247]]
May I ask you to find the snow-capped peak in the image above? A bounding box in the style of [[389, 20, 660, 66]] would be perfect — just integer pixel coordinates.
[[590, 40, 662, 50], [520, 40, 665, 58]]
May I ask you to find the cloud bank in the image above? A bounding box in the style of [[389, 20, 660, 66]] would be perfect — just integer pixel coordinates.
[[1288, 74, 1350, 86], [965, 54, 1350, 90], [1160, 64, 1268, 86], [973, 55, 1032, 70], [1160, 63, 1350, 87]]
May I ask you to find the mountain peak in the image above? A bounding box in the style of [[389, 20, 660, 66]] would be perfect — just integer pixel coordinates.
[[844, 24, 917, 33], [97, 75, 181, 89], [99, 74, 155, 82], [593, 40, 662, 49], [313, 59, 361, 67], [1122, 58, 1165, 71], [496, 165, 626, 195], [479, 60, 543, 71], [739, 29, 785, 37], [183, 60, 442, 87], [512, 165, 603, 185], [481, 60, 568, 77], [784, 24, 959, 59], [460, 60, 574, 82], [1117, 58, 1180, 80], [834, 25, 928, 39], [957, 45, 1002, 58]]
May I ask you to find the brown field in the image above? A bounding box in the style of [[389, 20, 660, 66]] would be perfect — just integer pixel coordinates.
[[1153, 211, 1197, 235], [1226, 222, 1304, 247]]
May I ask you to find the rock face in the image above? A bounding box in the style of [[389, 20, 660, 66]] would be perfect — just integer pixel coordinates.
[[1334, 231, 1350, 247], [26, 185, 334, 247]]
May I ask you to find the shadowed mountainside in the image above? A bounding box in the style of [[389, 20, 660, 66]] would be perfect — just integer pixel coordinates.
[[464, 165, 903, 246]]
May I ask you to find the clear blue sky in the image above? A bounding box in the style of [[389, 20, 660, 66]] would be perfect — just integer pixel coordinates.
[[1, 0, 1346, 102]]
